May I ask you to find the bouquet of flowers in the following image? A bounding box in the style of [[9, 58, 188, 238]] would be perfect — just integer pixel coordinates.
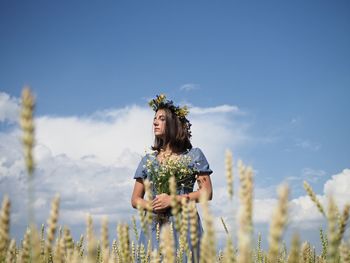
[[145, 155, 198, 195]]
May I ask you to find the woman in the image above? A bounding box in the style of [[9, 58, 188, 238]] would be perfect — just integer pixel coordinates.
[[131, 94, 213, 260]]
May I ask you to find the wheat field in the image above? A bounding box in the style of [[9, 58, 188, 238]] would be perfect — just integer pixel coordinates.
[[0, 87, 349, 263]]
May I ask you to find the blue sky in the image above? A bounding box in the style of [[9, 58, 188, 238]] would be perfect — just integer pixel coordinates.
[[1, 0, 350, 250]]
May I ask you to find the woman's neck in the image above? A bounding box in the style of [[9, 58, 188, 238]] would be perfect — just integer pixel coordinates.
[[161, 144, 172, 153]]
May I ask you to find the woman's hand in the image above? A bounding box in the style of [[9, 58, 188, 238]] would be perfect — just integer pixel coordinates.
[[151, 193, 171, 213]]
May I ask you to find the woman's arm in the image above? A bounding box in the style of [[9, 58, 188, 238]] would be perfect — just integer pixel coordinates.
[[179, 173, 213, 202], [131, 178, 149, 209]]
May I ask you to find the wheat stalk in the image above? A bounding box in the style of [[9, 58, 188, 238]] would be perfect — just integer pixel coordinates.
[[86, 214, 97, 263], [144, 179, 153, 226], [30, 225, 41, 263], [199, 190, 216, 263], [46, 194, 60, 260], [301, 241, 311, 263], [131, 215, 139, 241], [0, 195, 10, 260], [5, 239, 16, 263], [267, 184, 289, 263], [20, 87, 35, 177], [101, 217, 109, 262], [339, 241, 350, 263], [160, 224, 175, 263], [220, 217, 229, 235], [150, 248, 161, 263], [319, 227, 328, 259], [237, 160, 254, 263], [303, 181, 326, 217], [225, 149, 234, 200], [169, 176, 181, 232], [336, 203, 350, 245], [223, 236, 235, 263], [21, 228, 30, 263], [139, 243, 146, 263], [179, 198, 189, 260], [327, 196, 338, 263]]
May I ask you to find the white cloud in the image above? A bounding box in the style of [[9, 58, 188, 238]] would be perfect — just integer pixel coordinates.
[[249, 169, 350, 226], [295, 139, 321, 151], [253, 198, 278, 223], [179, 83, 200, 91], [35, 106, 154, 167], [0, 92, 20, 123], [289, 195, 324, 222], [290, 118, 299, 125], [286, 168, 327, 184], [190, 105, 241, 115], [0, 140, 135, 230], [324, 168, 350, 208], [301, 168, 326, 182]]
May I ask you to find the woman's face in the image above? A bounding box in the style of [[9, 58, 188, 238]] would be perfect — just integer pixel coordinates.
[[153, 109, 166, 138]]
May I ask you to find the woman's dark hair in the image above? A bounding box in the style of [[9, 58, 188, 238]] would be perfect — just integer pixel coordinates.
[[152, 107, 192, 153]]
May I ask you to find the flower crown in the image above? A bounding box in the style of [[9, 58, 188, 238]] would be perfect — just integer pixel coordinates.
[[148, 94, 192, 136]]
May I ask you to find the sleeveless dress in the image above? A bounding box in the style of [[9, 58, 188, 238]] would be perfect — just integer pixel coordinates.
[[133, 147, 213, 261]]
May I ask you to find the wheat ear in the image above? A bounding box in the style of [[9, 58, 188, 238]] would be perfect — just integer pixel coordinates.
[[46, 194, 60, 259], [0, 195, 10, 259], [336, 204, 350, 245], [199, 190, 216, 263], [303, 181, 326, 217], [237, 160, 254, 263], [101, 217, 109, 262], [160, 224, 175, 263], [327, 196, 338, 262], [267, 184, 289, 263], [225, 149, 234, 199]]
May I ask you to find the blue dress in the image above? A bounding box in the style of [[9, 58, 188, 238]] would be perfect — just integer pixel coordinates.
[[133, 147, 213, 261]]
